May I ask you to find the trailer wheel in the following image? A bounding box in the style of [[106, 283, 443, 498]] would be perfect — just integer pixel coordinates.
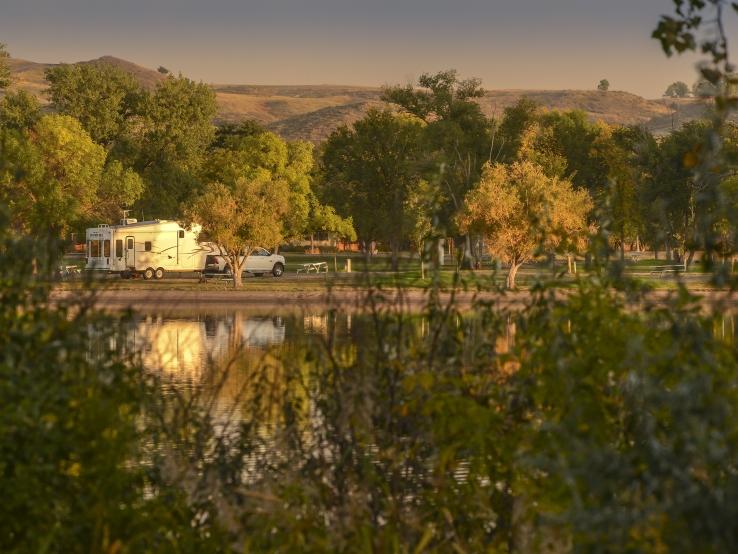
[[155, 267, 165, 280], [143, 267, 155, 280]]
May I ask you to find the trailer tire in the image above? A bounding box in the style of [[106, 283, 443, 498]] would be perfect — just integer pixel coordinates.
[[272, 262, 284, 277], [155, 267, 165, 280], [143, 267, 155, 280]]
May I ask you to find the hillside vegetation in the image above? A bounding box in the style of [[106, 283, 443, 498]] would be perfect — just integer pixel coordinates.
[[5, 55, 712, 142]]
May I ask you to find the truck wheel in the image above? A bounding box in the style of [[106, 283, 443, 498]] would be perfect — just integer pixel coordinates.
[[143, 267, 155, 280], [155, 267, 165, 280], [272, 263, 284, 277]]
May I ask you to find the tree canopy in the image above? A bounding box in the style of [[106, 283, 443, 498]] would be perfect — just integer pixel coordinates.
[[189, 175, 290, 288], [664, 81, 690, 97], [458, 160, 591, 288]]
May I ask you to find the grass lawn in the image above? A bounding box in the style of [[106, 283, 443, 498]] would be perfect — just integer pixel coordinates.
[[58, 251, 728, 292]]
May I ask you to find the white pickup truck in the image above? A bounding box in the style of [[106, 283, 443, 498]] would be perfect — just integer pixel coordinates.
[[204, 247, 285, 277]]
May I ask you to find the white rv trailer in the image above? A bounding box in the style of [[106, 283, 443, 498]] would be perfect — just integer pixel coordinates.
[[85, 218, 206, 279]]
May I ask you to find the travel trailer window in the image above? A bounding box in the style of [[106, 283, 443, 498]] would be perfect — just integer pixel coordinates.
[[103, 240, 110, 257], [145, 241, 152, 251], [178, 230, 185, 238], [90, 240, 100, 258], [127, 238, 133, 250], [116, 240, 123, 257]]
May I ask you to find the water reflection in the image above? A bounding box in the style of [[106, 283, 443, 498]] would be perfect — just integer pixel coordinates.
[[130, 312, 299, 376]]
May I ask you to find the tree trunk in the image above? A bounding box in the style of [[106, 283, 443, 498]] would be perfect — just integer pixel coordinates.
[[232, 266, 243, 288], [229, 256, 245, 288], [310, 233, 315, 254], [506, 261, 522, 289], [390, 239, 400, 272], [567, 254, 572, 274]]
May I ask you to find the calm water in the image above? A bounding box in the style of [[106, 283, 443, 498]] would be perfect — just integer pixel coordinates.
[[122, 309, 359, 419], [119, 307, 738, 420]]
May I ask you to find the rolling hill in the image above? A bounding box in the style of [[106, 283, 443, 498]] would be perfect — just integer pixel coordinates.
[[4, 55, 712, 143]]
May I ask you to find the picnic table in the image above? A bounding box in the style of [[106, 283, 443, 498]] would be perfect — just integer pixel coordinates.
[[199, 272, 234, 284], [296, 261, 328, 274], [57, 265, 80, 281], [649, 264, 686, 278]]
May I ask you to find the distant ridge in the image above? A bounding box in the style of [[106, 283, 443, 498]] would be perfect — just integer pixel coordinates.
[[3, 54, 713, 143], [77, 55, 165, 89]]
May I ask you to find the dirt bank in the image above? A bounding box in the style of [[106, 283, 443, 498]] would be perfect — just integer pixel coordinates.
[[49, 287, 738, 313]]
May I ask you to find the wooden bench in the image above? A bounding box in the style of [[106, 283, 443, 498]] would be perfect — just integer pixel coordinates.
[[649, 264, 686, 278], [296, 262, 328, 274]]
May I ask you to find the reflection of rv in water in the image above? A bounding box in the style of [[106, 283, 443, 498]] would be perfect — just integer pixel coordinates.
[[85, 218, 206, 279]]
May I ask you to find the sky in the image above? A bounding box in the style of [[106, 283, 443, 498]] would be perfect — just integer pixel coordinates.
[[0, 0, 727, 98]]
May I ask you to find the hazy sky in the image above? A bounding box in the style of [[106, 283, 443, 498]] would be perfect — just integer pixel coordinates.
[[0, 0, 725, 97]]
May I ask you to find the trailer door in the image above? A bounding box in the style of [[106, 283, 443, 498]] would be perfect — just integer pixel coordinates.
[[125, 236, 135, 269]]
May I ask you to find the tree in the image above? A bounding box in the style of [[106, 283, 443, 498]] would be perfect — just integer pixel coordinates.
[[29, 115, 106, 235], [189, 175, 290, 288], [205, 129, 315, 248], [306, 197, 357, 270], [664, 81, 690, 97], [693, 78, 719, 97], [597, 79, 610, 91], [45, 63, 142, 146], [135, 75, 217, 217], [320, 109, 425, 269], [383, 70, 493, 265], [96, 160, 144, 224], [0, 43, 12, 90], [404, 179, 440, 279], [458, 160, 591, 288], [0, 114, 141, 236], [0, 90, 41, 131]]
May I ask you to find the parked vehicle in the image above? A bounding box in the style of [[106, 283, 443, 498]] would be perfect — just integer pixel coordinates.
[[203, 247, 286, 277], [85, 218, 207, 279]]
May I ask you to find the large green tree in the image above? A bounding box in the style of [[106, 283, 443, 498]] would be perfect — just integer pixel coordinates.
[[45, 63, 142, 147], [189, 174, 290, 288], [383, 70, 493, 263], [320, 109, 426, 269], [205, 129, 315, 247], [135, 76, 218, 217]]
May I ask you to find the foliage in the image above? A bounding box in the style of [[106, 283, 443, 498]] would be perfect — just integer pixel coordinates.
[[383, 70, 493, 239], [693, 78, 719, 97], [135, 75, 217, 217], [320, 109, 426, 267], [404, 178, 440, 278], [189, 175, 290, 287], [206, 128, 315, 242], [664, 80, 690, 97], [0, 212, 227, 552], [597, 78, 610, 91], [0, 43, 11, 90], [0, 90, 41, 131], [28, 115, 106, 234], [458, 160, 591, 288], [96, 160, 145, 223], [45, 62, 142, 146]]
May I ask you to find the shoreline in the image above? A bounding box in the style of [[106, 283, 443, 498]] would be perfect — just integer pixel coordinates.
[[49, 287, 738, 313]]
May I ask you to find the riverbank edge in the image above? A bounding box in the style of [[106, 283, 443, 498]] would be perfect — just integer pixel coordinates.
[[48, 287, 738, 312]]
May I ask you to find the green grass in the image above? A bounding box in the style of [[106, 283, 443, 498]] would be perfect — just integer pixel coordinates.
[[59, 251, 732, 293]]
